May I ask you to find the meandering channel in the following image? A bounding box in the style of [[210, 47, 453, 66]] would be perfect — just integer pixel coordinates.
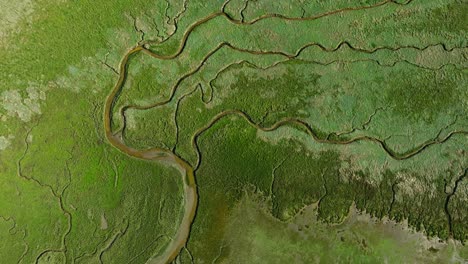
[[102, 0, 467, 262]]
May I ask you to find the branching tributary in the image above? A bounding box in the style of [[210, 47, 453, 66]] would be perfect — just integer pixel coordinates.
[[103, 0, 467, 262]]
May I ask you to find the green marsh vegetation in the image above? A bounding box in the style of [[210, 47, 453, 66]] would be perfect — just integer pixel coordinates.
[[0, 0, 466, 262]]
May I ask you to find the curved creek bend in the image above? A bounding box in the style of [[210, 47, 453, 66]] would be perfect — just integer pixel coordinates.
[[103, 0, 466, 262]]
